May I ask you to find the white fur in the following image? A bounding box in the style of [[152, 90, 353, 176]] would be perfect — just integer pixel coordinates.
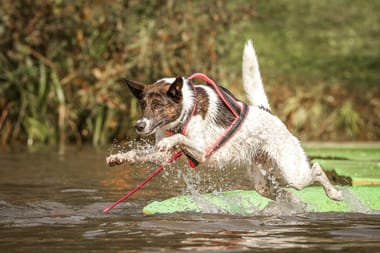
[[242, 40, 270, 110], [107, 40, 343, 202]]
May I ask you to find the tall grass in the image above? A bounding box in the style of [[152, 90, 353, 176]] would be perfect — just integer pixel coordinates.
[[0, 0, 379, 151]]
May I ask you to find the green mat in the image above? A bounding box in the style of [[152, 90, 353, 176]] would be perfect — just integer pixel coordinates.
[[304, 144, 380, 185], [304, 144, 380, 161], [143, 144, 380, 215], [143, 186, 380, 214]]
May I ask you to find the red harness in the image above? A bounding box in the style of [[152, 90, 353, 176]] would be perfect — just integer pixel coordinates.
[[167, 73, 249, 168], [104, 73, 249, 212]]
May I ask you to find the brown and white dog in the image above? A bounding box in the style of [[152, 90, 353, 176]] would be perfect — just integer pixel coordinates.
[[106, 40, 343, 202]]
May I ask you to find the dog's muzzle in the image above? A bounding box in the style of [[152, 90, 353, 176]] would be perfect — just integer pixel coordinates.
[[134, 118, 161, 136], [135, 120, 147, 133]]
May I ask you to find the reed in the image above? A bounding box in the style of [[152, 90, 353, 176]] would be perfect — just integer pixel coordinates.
[[0, 0, 379, 150]]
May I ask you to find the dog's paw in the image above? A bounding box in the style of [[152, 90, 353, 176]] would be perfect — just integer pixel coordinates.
[[330, 189, 344, 201], [106, 154, 125, 166], [106, 151, 136, 166], [156, 138, 177, 152], [325, 188, 344, 201]]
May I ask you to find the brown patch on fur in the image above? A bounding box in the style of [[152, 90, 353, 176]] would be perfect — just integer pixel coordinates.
[[214, 99, 236, 128], [255, 151, 287, 187], [208, 85, 240, 127], [139, 80, 182, 125], [255, 152, 271, 165], [193, 85, 235, 126], [195, 87, 208, 119], [145, 80, 173, 94], [254, 152, 277, 175]]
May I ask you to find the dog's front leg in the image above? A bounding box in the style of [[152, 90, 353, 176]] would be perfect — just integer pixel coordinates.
[[156, 134, 206, 163], [106, 150, 136, 166], [106, 149, 171, 167]]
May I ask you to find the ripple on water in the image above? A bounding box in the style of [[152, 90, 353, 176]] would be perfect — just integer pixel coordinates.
[[0, 200, 130, 227]]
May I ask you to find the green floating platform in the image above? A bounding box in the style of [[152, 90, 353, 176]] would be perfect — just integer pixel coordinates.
[[305, 144, 380, 186], [143, 186, 380, 215], [143, 144, 380, 215]]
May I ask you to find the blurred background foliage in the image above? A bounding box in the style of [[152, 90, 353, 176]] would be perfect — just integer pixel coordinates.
[[0, 0, 379, 151]]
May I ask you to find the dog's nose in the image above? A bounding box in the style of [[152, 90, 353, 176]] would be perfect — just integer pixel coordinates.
[[135, 121, 146, 132]]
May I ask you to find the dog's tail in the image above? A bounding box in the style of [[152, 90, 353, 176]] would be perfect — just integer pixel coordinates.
[[242, 40, 271, 111]]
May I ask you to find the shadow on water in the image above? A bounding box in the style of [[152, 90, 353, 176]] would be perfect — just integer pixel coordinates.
[[1, 145, 380, 252]]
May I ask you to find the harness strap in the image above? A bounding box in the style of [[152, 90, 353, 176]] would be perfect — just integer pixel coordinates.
[[168, 73, 249, 168], [205, 102, 249, 158], [189, 73, 242, 117]]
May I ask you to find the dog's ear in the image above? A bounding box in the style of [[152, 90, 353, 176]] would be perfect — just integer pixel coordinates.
[[167, 77, 183, 102], [120, 79, 145, 99]]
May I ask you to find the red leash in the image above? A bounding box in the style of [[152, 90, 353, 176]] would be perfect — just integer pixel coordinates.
[[104, 151, 183, 213]]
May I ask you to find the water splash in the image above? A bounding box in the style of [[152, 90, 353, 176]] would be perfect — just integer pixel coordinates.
[[341, 188, 377, 214], [109, 138, 155, 156], [177, 166, 257, 215], [261, 199, 308, 216]]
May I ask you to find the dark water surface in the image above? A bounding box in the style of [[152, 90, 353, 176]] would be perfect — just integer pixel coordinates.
[[1, 146, 380, 252]]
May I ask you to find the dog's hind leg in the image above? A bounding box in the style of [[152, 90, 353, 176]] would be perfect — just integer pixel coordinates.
[[250, 164, 300, 203], [249, 164, 274, 199], [311, 163, 344, 201]]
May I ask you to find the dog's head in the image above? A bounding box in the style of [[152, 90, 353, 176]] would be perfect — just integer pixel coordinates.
[[123, 77, 186, 136]]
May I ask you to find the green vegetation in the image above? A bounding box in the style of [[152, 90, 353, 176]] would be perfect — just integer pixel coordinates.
[[0, 0, 379, 150]]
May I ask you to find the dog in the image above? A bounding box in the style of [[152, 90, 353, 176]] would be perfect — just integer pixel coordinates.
[[106, 40, 343, 202]]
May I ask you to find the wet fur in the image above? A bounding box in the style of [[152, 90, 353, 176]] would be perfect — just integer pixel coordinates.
[[107, 41, 343, 202]]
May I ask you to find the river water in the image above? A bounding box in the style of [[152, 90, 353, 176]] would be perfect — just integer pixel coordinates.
[[1, 146, 379, 252]]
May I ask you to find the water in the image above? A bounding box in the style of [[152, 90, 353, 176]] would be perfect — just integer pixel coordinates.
[[1, 146, 380, 252]]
